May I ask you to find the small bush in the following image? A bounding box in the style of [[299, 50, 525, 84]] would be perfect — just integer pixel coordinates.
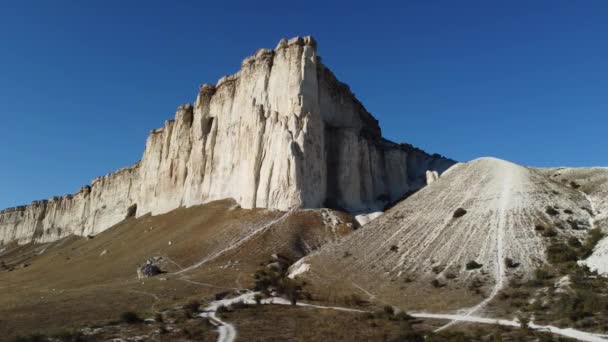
[[394, 311, 415, 321], [545, 206, 559, 216], [431, 279, 445, 288], [431, 265, 444, 274], [383, 305, 395, 316], [125, 203, 138, 219], [535, 224, 546, 231], [183, 300, 201, 314], [120, 311, 142, 324], [505, 258, 520, 268], [216, 305, 229, 317], [254, 293, 263, 304], [568, 237, 582, 248], [453, 208, 467, 218], [390, 245, 399, 252], [580, 228, 605, 258], [547, 242, 579, 264], [570, 181, 581, 189], [542, 227, 558, 237], [564, 209, 574, 214], [465, 260, 483, 270]]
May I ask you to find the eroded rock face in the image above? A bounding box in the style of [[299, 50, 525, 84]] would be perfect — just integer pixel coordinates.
[[0, 36, 454, 245]]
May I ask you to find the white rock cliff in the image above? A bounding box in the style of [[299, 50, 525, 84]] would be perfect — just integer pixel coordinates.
[[0, 36, 454, 245]]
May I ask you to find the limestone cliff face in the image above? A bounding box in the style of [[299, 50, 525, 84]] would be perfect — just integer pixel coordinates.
[[0, 36, 454, 245]]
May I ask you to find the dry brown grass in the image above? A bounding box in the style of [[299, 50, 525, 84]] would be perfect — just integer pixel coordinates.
[[0, 200, 353, 339]]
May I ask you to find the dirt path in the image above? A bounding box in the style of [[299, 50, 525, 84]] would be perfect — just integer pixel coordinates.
[[175, 211, 292, 275], [199, 291, 607, 342], [436, 164, 516, 331], [413, 312, 608, 342]]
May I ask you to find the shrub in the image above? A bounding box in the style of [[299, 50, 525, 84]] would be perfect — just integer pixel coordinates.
[[431, 265, 444, 274], [120, 311, 142, 324], [383, 305, 395, 316], [431, 279, 445, 288], [542, 227, 558, 237], [183, 300, 201, 314], [465, 260, 483, 270], [125, 203, 138, 219], [580, 228, 605, 258], [535, 224, 546, 231], [547, 242, 579, 264], [394, 311, 415, 321], [254, 293, 263, 305], [505, 258, 520, 268], [568, 237, 582, 247], [453, 208, 467, 218], [570, 181, 581, 189], [545, 206, 559, 216], [564, 209, 574, 214], [390, 245, 399, 252], [216, 305, 229, 317]]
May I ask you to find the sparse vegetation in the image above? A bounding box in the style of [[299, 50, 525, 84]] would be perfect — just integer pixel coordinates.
[[254, 258, 305, 305], [501, 225, 608, 332], [390, 245, 399, 252]]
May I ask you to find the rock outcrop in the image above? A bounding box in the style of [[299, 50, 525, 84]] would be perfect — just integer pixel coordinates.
[[0, 36, 454, 245]]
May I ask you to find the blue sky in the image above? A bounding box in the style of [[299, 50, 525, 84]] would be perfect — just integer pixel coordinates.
[[0, 1, 607, 209]]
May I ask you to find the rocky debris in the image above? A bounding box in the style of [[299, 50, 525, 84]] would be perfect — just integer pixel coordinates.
[[355, 211, 383, 226], [136, 257, 165, 279], [426, 170, 439, 185], [554, 275, 572, 294], [0, 36, 454, 246], [220, 260, 240, 269]]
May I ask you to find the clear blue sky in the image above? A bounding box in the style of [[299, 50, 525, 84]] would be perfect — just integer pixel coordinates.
[[1, 1, 607, 209]]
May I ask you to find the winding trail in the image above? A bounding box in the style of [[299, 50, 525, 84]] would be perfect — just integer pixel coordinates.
[[175, 210, 292, 275], [199, 291, 607, 342], [436, 164, 515, 331], [413, 312, 608, 342]]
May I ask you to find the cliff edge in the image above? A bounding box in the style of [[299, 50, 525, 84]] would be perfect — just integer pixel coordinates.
[[0, 36, 454, 244]]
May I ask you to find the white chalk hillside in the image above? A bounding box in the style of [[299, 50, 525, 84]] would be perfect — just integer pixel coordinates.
[[306, 157, 598, 292]]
